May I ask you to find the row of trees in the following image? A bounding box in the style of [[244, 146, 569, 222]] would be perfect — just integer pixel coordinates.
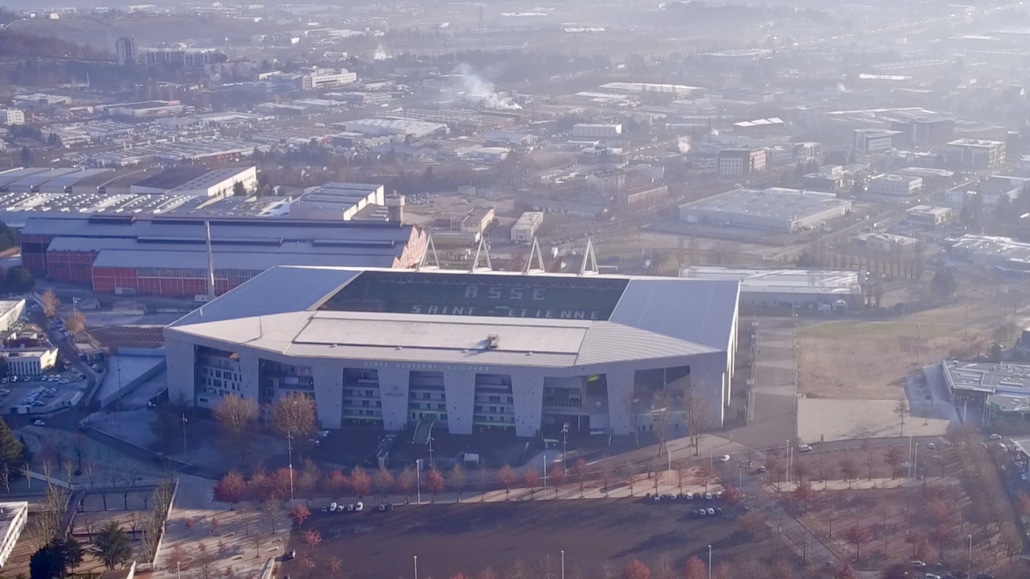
[[799, 238, 927, 286], [214, 459, 749, 513]]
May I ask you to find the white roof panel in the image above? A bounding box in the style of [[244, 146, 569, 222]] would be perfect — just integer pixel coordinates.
[[296, 313, 588, 354]]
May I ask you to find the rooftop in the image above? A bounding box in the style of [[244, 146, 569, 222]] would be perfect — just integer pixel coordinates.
[[680, 187, 850, 221], [943, 360, 1030, 395], [133, 167, 209, 191], [680, 267, 860, 295], [168, 267, 740, 367]]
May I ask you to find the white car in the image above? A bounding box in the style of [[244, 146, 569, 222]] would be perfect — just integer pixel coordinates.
[[329, 502, 338, 512], [798, 444, 813, 453], [33, 420, 45, 426], [355, 501, 364, 512], [718, 454, 731, 463]]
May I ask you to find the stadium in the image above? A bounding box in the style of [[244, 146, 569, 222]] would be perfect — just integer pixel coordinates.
[[164, 266, 740, 437]]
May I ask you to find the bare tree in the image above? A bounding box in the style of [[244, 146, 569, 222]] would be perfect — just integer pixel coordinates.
[[476, 462, 489, 502], [41, 289, 60, 319], [213, 394, 260, 458], [600, 457, 614, 498], [683, 389, 712, 456], [449, 463, 466, 502], [372, 467, 394, 504], [272, 393, 318, 441], [895, 398, 908, 437], [653, 389, 672, 458], [33, 474, 68, 544], [395, 466, 416, 503], [71, 435, 87, 476], [624, 390, 648, 448]]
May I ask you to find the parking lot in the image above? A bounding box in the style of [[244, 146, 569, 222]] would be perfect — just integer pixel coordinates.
[[283, 499, 781, 579], [1, 369, 87, 415]]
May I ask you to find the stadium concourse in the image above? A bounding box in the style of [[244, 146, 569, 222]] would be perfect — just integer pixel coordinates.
[[164, 266, 740, 438]]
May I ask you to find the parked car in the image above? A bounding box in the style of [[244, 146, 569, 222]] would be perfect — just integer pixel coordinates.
[[718, 454, 731, 463], [33, 420, 45, 426], [910, 561, 926, 568], [355, 502, 364, 512], [798, 444, 813, 453]]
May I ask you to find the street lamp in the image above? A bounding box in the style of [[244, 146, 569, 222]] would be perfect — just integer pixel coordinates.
[[416, 459, 422, 505], [413, 555, 418, 579], [967, 534, 972, 575], [286, 433, 295, 505], [560, 550, 565, 579], [561, 423, 569, 473], [181, 414, 188, 456], [542, 453, 547, 498], [707, 544, 712, 579]]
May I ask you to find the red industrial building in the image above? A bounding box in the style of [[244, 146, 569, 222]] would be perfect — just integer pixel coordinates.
[[21, 215, 425, 297]]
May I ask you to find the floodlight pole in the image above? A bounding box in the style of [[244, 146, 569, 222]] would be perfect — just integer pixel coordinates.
[[287, 433, 295, 505]]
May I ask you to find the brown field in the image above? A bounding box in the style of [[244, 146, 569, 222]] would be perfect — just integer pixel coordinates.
[[797, 292, 1014, 401]]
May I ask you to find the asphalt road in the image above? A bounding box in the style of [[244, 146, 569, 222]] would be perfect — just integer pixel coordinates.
[[283, 499, 767, 579]]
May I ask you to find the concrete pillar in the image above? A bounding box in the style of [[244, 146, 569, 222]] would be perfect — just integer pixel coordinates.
[[164, 336, 196, 406], [512, 370, 545, 437], [377, 368, 410, 431], [442, 370, 476, 435], [311, 361, 344, 430], [691, 353, 728, 428], [236, 350, 261, 403], [605, 368, 634, 436]]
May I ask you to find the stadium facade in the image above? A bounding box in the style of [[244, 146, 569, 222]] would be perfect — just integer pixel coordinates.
[[165, 267, 740, 437]]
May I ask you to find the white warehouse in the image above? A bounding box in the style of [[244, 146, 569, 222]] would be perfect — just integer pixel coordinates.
[[679, 187, 852, 233], [165, 267, 740, 437]]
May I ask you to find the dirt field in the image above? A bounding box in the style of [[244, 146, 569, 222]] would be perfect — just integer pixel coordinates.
[[283, 500, 787, 579], [797, 294, 1014, 401]]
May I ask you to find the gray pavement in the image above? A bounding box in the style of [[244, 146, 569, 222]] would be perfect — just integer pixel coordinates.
[[731, 317, 796, 449]]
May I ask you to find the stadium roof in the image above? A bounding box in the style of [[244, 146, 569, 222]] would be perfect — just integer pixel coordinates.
[[168, 267, 739, 367]]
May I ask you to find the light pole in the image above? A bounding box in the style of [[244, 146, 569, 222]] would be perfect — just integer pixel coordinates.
[[560, 550, 565, 579], [787, 438, 793, 479], [181, 414, 188, 457], [428, 435, 435, 467], [286, 433, 295, 505], [561, 423, 569, 473], [413, 555, 418, 579], [542, 454, 547, 498], [707, 544, 712, 579], [416, 459, 422, 505], [667, 447, 672, 494], [967, 534, 972, 575]]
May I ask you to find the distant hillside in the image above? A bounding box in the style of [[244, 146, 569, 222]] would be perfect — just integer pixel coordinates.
[[0, 27, 110, 61]]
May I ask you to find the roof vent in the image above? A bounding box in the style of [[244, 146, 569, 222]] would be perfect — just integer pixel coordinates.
[[486, 334, 500, 349]]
